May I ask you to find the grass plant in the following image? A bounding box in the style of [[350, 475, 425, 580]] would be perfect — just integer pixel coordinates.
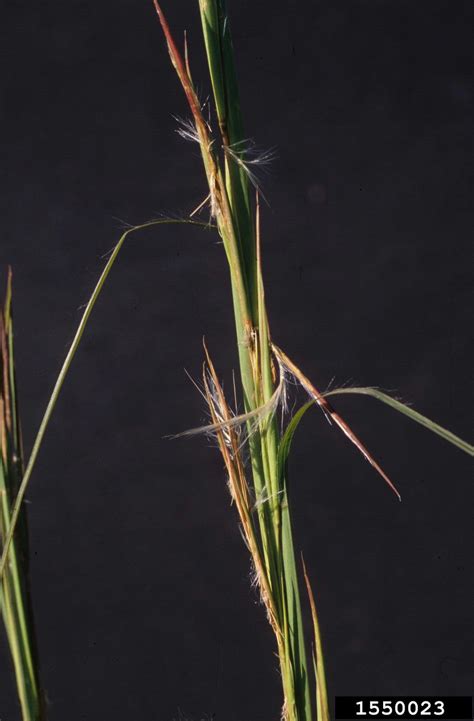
[[151, 2, 473, 717], [0, 271, 45, 720], [1, 2, 472, 719]]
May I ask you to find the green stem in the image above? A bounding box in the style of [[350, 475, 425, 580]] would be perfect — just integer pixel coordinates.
[[1, 470, 43, 720], [197, 2, 314, 718]]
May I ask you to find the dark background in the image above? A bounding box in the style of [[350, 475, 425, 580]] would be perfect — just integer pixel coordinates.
[[0, 1, 472, 719]]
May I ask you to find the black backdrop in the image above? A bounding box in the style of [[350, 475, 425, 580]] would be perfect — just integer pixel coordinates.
[[0, 1, 472, 719]]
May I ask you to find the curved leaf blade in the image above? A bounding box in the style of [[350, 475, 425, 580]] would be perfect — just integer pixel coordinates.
[[325, 387, 473, 457]]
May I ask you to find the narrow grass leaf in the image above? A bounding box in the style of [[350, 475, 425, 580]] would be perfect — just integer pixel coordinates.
[[325, 387, 474, 457], [0, 219, 212, 581], [302, 559, 330, 721], [277, 401, 315, 488]]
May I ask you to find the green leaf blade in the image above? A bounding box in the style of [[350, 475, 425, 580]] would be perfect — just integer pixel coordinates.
[[325, 387, 473, 457]]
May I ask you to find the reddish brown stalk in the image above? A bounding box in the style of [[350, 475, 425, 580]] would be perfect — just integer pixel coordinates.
[[152, 1, 202, 118], [152, 1, 254, 341], [273, 346, 401, 500]]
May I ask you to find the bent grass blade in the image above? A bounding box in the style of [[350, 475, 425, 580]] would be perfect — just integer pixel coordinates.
[[325, 387, 473, 457], [0, 220, 213, 582]]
